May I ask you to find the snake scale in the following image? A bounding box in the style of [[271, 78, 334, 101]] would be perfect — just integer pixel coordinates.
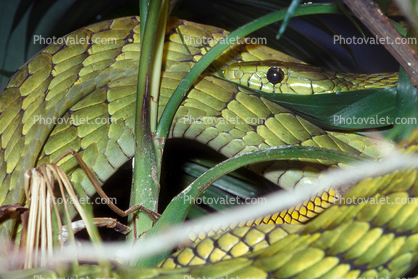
[[1, 16, 418, 278]]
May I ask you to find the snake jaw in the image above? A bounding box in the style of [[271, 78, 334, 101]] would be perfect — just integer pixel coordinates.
[[224, 61, 334, 94], [224, 60, 398, 95]]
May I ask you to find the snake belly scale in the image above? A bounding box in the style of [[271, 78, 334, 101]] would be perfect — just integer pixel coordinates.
[[1, 16, 417, 279]]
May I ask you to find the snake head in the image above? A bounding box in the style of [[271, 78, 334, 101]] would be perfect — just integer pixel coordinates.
[[223, 60, 346, 95]]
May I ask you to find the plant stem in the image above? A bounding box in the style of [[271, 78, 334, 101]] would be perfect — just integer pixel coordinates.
[[129, 0, 167, 242]]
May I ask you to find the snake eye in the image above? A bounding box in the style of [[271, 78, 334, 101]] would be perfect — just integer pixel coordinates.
[[266, 67, 284, 84]]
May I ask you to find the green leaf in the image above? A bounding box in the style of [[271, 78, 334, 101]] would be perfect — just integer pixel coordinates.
[[183, 161, 272, 198], [276, 0, 303, 40], [254, 86, 397, 130], [390, 19, 407, 37], [387, 67, 418, 141], [180, 161, 275, 216]]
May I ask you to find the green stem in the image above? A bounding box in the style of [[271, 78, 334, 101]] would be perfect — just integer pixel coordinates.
[[139, 0, 150, 41], [276, 0, 303, 39], [129, 0, 165, 242]]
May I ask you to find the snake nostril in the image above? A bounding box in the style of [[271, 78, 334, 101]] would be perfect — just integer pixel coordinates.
[[266, 67, 284, 84]]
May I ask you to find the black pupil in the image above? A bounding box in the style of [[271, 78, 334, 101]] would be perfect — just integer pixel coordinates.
[[266, 67, 284, 84]]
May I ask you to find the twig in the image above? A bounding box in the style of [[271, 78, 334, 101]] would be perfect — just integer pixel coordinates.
[[60, 218, 131, 243], [343, 0, 418, 86], [53, 149, 161, 222]]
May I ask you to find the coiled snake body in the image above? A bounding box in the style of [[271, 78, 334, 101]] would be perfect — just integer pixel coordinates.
[[1, 16, 417, 278]]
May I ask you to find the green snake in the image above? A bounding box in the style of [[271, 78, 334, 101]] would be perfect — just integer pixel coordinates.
[[1, 16, 417, 278]]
